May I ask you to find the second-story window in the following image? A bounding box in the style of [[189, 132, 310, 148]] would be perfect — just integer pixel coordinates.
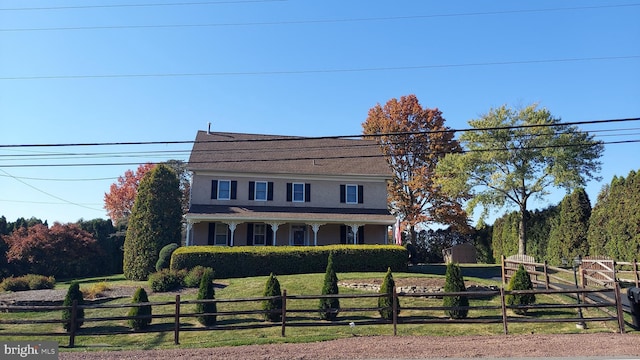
[[293, 183, 304, 202], [249, 181, 273, 201], [218, 180, 231, 200], [340, 184, 364, 204], [255, 182, 267, 201], [286, 183, 311, 202], [346, 184, 358, 204]]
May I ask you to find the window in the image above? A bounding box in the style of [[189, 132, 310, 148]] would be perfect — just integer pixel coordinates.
[[254, 224, 266, 245], [293, 183, 304, 202], [249, 181, 273, 201], [255, 182, 267, 201], [211, 180, 237, 200], [209, 223, 228, 245], [287, 183, 310, 202], [340, 184, 364, 204]]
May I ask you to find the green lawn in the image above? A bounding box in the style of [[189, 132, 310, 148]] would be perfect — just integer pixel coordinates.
[[0, 270, 629, 352]]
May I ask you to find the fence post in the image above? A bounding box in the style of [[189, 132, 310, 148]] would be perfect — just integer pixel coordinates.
[[68, 300, 77, 348], [392, 286, 398, 336], [501, 255, 506, 285], [634, 259, 639, 288], [281, 289, 287, 337], [500, 287, 508, 335], [543, 261, 549, 290], [614, 282, 626, 334], [174, 295, 180, 345]]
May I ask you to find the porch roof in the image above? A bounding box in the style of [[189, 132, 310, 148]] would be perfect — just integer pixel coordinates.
[[186, 204, 395, 225]]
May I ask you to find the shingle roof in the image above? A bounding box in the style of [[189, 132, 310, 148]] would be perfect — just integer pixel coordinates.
[[188, 131, 391, 177]]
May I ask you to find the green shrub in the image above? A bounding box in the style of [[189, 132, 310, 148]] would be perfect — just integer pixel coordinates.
[[62, 282, 84, 332], [184, 265, 214, 288], [262, 273, 282, 322], [196, 268, 216, 326], [171, 245, 408, 278], [148, 269, 185, 292], [156, 243, 180, 272], [318, 253, 339, 321], [0, 274, 55, 291], [378, 267, 400, 320], [128, 287, 152, 330], [506, 264, 536, 315], [443, 263, 469, 319]]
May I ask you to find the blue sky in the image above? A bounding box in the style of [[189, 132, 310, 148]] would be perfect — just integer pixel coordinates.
[[1, 0, 639, 225]]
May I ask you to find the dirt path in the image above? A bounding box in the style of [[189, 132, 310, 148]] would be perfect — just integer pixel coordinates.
[[60, 333, 640, 359]]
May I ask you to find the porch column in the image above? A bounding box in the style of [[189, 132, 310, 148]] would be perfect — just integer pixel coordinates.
[[185, 220, 193, 246], [348, 223, 363, 244], [268, 222, 283, 246], [309, 223, 325, 246], [226, 221, 239, 247]]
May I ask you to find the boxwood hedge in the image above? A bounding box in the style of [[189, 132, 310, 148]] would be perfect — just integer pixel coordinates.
[[170, 245, 408, 278]]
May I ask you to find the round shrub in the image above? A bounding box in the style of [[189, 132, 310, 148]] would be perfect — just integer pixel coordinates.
[[184, 266, 214, 288], [62, 281, 84, 332], [443, 263, 469, 319], [0, 276, 30, 292], [128, 287, 152, 330], [196, 268, 216, 326], [506, 264, 536, 315], [148, 269, 185, 292], [25, 274, 55, 290], [156, 243, 180, 272], [262, 273, 282, 322]]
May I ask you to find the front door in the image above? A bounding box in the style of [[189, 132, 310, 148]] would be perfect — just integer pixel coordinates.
[[292, 225, 306, 246]]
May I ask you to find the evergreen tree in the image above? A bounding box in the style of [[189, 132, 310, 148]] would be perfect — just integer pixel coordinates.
[[506, 264, 536, 315], [123, 164, 182, 280], [196, 268, 216, 326], [155, 243, 179, 271], [128, 287, 152, 330], [546, 188, 591, 265], [443, 263, 469, 319], [318, 253, 340, 320], [378, 267, 400, 320], [262, 273, 282, 322], [62, 282, 84, 332]]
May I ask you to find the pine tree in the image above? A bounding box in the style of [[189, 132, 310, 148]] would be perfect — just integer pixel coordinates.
[[62, 281, 84, 332], [262, 273, 282, 322], [128, 287, 152, 330], [123, 164, 182, 280], [378, 267, 400, 320], [547, 188, 591, 265], [196, 268, 216, 326], [319, 253, 340, 320], [506, 264, 536, 315], [443, 263, 469, 319]]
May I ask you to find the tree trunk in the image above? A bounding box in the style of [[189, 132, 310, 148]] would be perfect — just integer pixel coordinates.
[[518, 207, 529, 255]]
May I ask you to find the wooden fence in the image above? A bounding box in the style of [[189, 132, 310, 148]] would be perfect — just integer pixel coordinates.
[[0, 285, 626, 348]]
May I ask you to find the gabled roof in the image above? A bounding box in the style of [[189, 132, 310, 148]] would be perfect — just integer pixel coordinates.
[[188, 131, 391, 177]]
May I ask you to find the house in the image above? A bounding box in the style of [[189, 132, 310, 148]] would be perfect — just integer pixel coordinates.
[[184, 129, 396, 247]]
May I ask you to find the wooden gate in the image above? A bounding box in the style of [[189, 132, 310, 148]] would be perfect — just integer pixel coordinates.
[[503, 254, 536, 284], [582, 256, 615, 287]]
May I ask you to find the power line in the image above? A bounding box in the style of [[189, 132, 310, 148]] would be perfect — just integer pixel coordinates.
[[0, 0, 286, 11], [2, 55, 639, 81], [2, 3, 638, 29]]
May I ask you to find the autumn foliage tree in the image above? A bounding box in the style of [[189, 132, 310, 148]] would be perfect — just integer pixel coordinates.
[[362, 94, 468, 242], [3, 223, 103, 278], [104, 163, 155, 226]]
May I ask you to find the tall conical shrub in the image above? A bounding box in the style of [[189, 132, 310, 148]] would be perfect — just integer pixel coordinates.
[[196, 268, 216, 326], [128, 287, 152, 330], [262, 273, 282, 322], [506, 264, 536, 315], [62, 281, 84, 332], [443, 263, 469, 319], [378, 267, 400, 320], [319, 253, 340, 320]]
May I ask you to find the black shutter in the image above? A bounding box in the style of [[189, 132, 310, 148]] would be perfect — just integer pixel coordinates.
[[305, 183, 311, 202], [227, 228, 232, 246], [248, 181, 255, 200], [267, 182, 274, 201], [340, 185, 346, 203], [340, 225, 347, 244], [246, 223, 254, 246], [358, 185, 364, 204], [208, 223, 215, 245], [230, 181, 237, 199], [211, 180, 218, 199], [286, 183, 292, 202], [267, 226, 274, 246], [358, 226, 365, 244]]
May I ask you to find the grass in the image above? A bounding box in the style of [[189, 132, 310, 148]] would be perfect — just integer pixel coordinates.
[[0, 270, 632, 352]]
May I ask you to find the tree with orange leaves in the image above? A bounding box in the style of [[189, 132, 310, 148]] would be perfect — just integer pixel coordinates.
[[104, 163, 155, 225], [362, 95, 468, 243]]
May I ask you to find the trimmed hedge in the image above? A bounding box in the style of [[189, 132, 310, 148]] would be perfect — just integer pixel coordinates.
[[170, 245, 407, 278]]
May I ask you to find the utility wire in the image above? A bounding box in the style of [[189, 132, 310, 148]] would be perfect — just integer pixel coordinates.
[[2, 56, 639, 80], [0, 0, 286, 11]]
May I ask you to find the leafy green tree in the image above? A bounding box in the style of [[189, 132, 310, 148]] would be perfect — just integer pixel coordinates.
[[362, 94, 468, 243], [378, 267, 400, 320], [262, 273, 282, 322], [546, 188, 591, 265], [77, 218, 121, 275], [506, 264, 536, 315], [128, 287, 152, 330], [62, 282, 84, 332], [196, 268, 217, 326], [436, 104, 603, 255], [443, 263, 468, 319], [319, 253, 340, 320], [123, 164, 182, 280]]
